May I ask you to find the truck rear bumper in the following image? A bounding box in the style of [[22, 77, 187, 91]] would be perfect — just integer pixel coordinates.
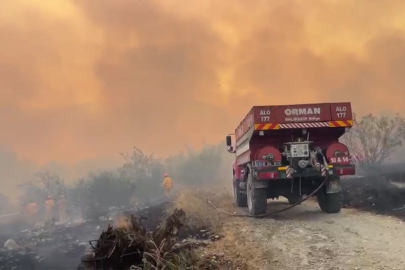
[[255, 167, 321, 180], [254, 164, 355, 180], [332, 165, 356, 176]]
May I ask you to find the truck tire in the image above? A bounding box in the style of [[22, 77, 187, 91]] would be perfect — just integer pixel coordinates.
[[233, 180, 247, 207], [317, 187, 342, 213], [247, 173, 267, 215]]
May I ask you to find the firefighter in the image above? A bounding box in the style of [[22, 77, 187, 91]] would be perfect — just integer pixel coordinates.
[[57, 194, 67, 223], [26, 201, 38, 225], [45, 196, 55, 225], [162, 173, 173, 198]]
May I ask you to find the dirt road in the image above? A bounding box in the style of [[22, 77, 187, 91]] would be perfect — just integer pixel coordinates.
[[228, 199, 405, 270]]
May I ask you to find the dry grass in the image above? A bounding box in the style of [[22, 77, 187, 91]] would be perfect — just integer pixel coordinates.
[[169, 188, 235, 232], [207, 220, 272, 270], [169, 188, 271, 269]]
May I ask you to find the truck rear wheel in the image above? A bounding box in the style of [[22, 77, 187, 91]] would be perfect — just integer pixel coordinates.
[[233, 180, 247, 207], [317, 187, 342, 213], [247, 173, 267, 215]]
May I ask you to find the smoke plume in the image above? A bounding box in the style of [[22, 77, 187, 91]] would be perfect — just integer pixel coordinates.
[[1, 0, 405, 166]]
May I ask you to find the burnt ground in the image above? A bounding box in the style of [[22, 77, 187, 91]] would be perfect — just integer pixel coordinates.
[[3, 174, 404, 269], [341, 173, 405, 220], [0, 201, 209, 270]]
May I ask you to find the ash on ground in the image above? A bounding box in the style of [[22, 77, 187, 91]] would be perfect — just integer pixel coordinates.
[[0, 202, 212, 270], [342, 172, 405, 219]]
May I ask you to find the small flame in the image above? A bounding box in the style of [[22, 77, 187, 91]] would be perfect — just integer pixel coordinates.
[[114, 214, 131, 230]]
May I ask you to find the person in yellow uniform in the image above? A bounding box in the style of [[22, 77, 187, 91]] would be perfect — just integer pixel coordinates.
[[45, 196, 55, 225], [26, 201, 38, 225], [162, 173, 173, 198]]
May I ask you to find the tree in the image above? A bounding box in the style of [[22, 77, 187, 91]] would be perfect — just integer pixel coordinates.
[[341, 113, 405, 172], [18, 171, 65, 206], [36, 171, 66, 197], [118, 147, 165, 203], [167, 143, 224, 187]]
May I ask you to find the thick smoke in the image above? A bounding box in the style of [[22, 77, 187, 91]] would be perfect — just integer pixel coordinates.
[[1, 0, 405, 166]]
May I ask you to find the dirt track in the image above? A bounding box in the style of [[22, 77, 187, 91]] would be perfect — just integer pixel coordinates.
[[234, 199, 405, 269]]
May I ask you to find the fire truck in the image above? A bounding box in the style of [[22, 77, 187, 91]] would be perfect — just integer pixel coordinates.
[[226, 102, 355, 215]]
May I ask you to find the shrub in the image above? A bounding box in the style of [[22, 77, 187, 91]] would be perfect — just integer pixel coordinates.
[[18, 171, 66, 210], [68, 147, 165, 219], [341, 113, 405, 173], [17, 143, 232, 219], [119, 147, 165, 203], [68, 171, 135, 219], [165, 143, 226, 187]]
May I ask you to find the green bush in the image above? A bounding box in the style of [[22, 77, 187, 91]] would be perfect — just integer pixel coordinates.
[[67, 147, 165, 219], [19, 143, 231, 220], [118, 147, 165, 203], [165, 142, 231, 187], [67, 171, 135, 219]]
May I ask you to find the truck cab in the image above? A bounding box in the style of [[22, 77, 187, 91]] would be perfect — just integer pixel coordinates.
[[226, 102, 355, 215]]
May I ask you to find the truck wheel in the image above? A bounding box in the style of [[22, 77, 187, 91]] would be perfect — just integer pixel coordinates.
[[317, 187, 342, 213], [233, 181, 247, 207], [286, 194, 303, 205], [247, 173, 267, 215]]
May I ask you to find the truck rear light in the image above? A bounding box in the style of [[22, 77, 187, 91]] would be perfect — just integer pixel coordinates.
[[258, 172, 279, 180], [334, 166, 355, 175]]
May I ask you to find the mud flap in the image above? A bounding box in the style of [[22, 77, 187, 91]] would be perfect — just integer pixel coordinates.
[[326, 176, 341, 194], [254, 180, 269, 189]]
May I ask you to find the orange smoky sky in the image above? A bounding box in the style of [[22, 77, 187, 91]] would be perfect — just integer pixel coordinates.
[[1, 0, 405, 165]]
